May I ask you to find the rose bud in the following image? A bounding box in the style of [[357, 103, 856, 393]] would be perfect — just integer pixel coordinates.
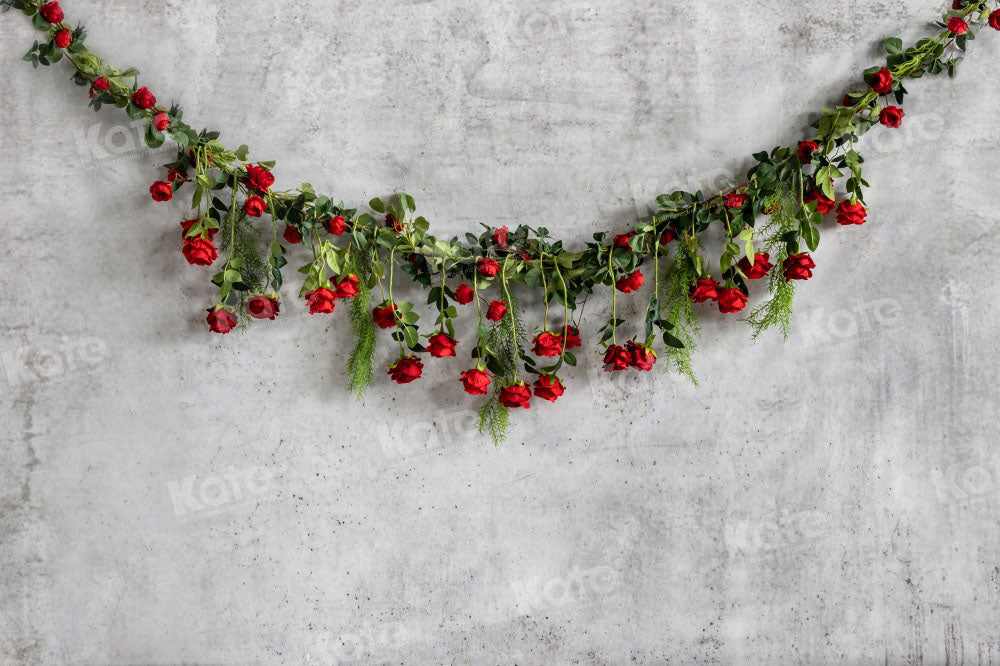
[[305, 287, 338, 314], [454, 283, 474, 305], [613, 232, 635, 250], [990, 10, 1000, 31], [836, 200, 867, 226], [879, 106, 904, 128], [131, 86, 157, 110], [947, 16, 969, 34], [533, 375, 566, 403], [460, 368, 492, 396], [798, 140, 819, 163], [499, 382, 532, 409], [167, 168, 187, 184], [562, 325, 582, 349], [153, 112, 169, 131], [717, 287, 749, 314], [149, 180, 173, 202], [243, 195, 266, 218], [244, 164, 275, 193], [89, 76, 110, 98], [737, 253, 774, 280], [486, 300, 507, 322], [372, 302, 398, 329], [532, 331, 564, 357], [53, 28, 71, 49], [387, 356, 423, 384], [520, 252, 531, 261], [283, 225, 302, 244], [182, 237, 218, 266], [40, 1, 64, 24], [603, 345, 630, 372], [868, 67, 893, 94], [181, 218, 210, 239], [783, 253, 816, 281], [492, 226, 509, 248], [660, 229, 675, 246], [690, 278, 720, 303], [615, 270, 644, 294], [724, 192, 748, 208], [625, 340, 657, 371], [427, 333, 458, 358], [326, 215, 347, 235], [335, 274, 360, 299], [206, 306, 237, 334], [246, 295, 280, 321], [386, 214, 404, 233], [804, 189, 835, 214], [477, 258, 500, 277]]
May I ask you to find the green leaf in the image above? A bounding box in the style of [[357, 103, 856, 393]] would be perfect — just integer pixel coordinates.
[[369, 198, 385, 213], [884, 37, 903, 55]]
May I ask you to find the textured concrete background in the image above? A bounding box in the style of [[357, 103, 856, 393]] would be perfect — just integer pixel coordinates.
[[2, 0, 999, 663]]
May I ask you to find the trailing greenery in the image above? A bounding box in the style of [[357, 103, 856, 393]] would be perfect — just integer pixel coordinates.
[[347, 286, 377, 397], [660, 244, 700, 384], [747, 192, 799, 339]]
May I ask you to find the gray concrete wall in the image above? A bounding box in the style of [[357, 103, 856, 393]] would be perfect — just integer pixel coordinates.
[[2, 0, 999, 663]]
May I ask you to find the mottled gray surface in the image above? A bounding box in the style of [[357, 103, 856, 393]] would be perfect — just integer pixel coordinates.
[[1, 0, 999, 664]]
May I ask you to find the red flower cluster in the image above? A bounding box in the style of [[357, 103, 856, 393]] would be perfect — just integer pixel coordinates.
[[615, 270, 644, 293], [40, 1, 63, 23], [53, 28, 71, 49], [879, 106, 904, 128], [477, 258, 500, 277], [305, 287, 338, 314], [492, 226, 508, 248], [625, 340, 656, 371], [947, 16, 969, 34], [798, 140, 819, 163], [460, 368, 492, 395], [245, 164, 275, 192], [427, 333, 457, 358], [153, 112, 169, 131], [132, 86, 156, 110], [89, 76, 109, 99], [690, 278, 720, 303], [613, 232, 635, 250], [182, 237, 217, 266], [991, 10, 1000, 31], [486, 300, 507, 322], [149, 180, 172, 202], [206, 306, 237, 334], [724, 192, 749, 209], [326, 215, 347, 235], [868, 67, 893, 94], [533, 375, 565, 402], [499, 382, 532, 409], [243, 195, 266, 217], [783, 253, 816, 281], [718, 287, 748, 314], [532, 331, 564, 357], [372, 302, 398, 329], [562, 325, 582, 349], [454, 283, 474, 305], [388, 357, 423, 384], [737, 253, 773, 280], [804, 189, 835, 214]]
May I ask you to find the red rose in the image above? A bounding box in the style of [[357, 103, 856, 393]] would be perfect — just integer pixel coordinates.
[[206, 306, 237, 334], [947, 16, 968, 34], [613, 232, 635, 250], [182, 237, 218, 266], [181, 218, 217, 240], [724, 192, 749, 209], [783, 253, 816, 281], [520, 252, 531, 261], [499, 382, 532, 409], [386, 214, 404, 233], [533, 375, 566, 403], [532, 331, 564, 357], [836, 200, 867, 226], [388, 356, 423, 384], [40, 1, 63, 23], [842, 92, 859, 107], [246, 295, 280, 320], [243, 195, 266, 218], [460, 368, 492, 396], [167, 168, 187, 183], [562, 325, 582, 349], [53, 28, 71, 48], [151, 112, 169, 131], [486, 300, 507, 322], [603, 345, 630, 372], [492, 226, 509, 248], [149, 180, 172, 202], [804, 189, 835, 214], [326, 215, 347, 235], [615, 270, 644, 294], [718, 287, 748, 314], [868, 67, 893, 94], [737, 253, 773, 279], [406, 253, 419, 263], [690, 278, 720, 303], [879, 106, 904, 128], [283, 226, 302, 244], [477, 258, 500, 277], [798, 140, 819, 163], [305, 287, 338, 314], [454, 283, 474, 305], [953, 0, 966, 7], [335, 274, 360, 299], [625, 340, 656, 371], [372, 302, 398, 329], [245, 164, 275, 192], [660, 229, 675, 246], [132, 86, 156, 110], [89, 77, 109, 98], [427, 333, 458, 358], [990, 10, 1000, 30]]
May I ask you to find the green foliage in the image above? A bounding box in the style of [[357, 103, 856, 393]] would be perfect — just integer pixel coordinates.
[[477, 395, 509, 449], [748, 193, 798, 339], [346, 286, 376, 398], [659, 244, 700, 385], [219, 213, 268, 296]]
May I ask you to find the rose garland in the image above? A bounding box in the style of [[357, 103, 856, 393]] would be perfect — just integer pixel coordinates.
[[7, 0, 999, 443]]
